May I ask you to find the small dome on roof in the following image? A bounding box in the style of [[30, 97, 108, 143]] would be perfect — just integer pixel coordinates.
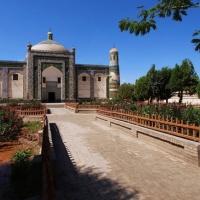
[[31, 32, 68, 54], [109, 47, 118, 53]]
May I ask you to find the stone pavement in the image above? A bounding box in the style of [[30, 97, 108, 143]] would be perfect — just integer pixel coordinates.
[[48, 108, 200, 200]]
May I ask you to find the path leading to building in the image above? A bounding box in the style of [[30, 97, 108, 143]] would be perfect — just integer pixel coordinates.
[[48, 108, 200, 200]]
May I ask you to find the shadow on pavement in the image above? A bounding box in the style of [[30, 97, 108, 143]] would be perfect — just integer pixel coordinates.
[[50, 123, 139, 200], [0, 156, 42, 200]]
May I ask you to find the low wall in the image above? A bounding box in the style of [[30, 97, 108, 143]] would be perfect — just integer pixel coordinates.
[[65, 105, 77, 113], [45, 103, 65, 108], [22, 116, 45, 122], [77, 108, 98, 113], [96, 114, 200, 167], [65, 103, 99, 113], [41, 117, 55, 200]]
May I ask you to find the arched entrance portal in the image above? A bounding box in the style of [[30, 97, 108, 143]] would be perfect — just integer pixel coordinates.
[[42, 66, 63, 102]]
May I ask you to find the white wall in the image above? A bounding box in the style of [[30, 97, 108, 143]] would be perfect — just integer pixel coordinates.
[[10, 73, 23, 98], [78, 73, 90, 98], [94, 73, 107, 98], [168, 94, 200, 105]]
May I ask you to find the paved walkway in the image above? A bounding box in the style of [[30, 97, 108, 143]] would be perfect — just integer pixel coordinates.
[[48, 108, 200, 200]]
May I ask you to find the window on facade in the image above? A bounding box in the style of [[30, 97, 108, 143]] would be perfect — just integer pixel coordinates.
[[82, 76, 87, 81], [98, 77, 101, 82], [43, 77, 46, 83], [13, 74, 18, 81], [58, 77, 61, 84]]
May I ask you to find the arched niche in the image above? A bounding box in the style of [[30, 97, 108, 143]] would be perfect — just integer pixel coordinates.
[[41, 66, 63, 102], [42, 66, 63, 82], [78, 73, 91, 98], [94, 73, 106, 99]]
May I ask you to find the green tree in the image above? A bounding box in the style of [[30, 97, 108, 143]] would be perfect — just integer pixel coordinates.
[[157, 67, 173, 103], [117, 83, 135, 102], [134, 76, 150, 101], [168, 59, 199, 103], [146, 65, 158, 102], [145, 66, 173, 103], [119, 0, 200, 51], [197, 80, 200, 97]]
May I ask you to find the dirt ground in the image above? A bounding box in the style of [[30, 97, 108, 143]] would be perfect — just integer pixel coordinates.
[[0, 142, 23, 164], [0, 138, 41, 200]]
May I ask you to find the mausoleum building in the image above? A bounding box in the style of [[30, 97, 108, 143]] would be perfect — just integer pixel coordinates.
[[0, 32, 120, 102]]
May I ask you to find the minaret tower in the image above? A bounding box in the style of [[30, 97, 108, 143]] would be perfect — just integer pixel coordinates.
[[109, 47, 120, 99]]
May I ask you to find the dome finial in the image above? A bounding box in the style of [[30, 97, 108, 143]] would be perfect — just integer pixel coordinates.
[[48, 29, 53, 40]]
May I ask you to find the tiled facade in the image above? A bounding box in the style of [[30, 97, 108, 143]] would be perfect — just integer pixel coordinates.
[[0, 32, 120, 102]]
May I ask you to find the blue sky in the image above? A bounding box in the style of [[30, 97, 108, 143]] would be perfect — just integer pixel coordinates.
[[0, 0, 199, 83]]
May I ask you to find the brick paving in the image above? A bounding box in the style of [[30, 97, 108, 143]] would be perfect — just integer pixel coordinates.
[[48, 108, 200, 200]]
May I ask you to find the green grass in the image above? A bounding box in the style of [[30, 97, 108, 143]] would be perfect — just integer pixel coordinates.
[[23, 121, 43, 134]]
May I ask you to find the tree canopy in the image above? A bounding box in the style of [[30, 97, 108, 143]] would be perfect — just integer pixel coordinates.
[[119, 0, 200, 51], [117, 83, 135, 102], [197, 80, 200, 98], [133, 59, 198, 103], [155, 67, 173, 102], [134, 65, 173, 102], [134, 76, 150, 101], [168, 59, 199, 102]]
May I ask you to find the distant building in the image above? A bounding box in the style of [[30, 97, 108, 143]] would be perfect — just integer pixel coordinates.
[[168, 93, 200, 105], [0, 32, 120, 102]]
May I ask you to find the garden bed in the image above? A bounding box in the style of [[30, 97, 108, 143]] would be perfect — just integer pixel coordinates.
[[0, 141, 22, 164], [0, 107, 44, 199], [97, 106, 200, 142], [0, 120, 43, 164]]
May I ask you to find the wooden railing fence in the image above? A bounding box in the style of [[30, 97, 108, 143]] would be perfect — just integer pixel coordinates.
[[0, 106, 46, 117], [97, 107, 200, 142], [15, 108, 46, 117]]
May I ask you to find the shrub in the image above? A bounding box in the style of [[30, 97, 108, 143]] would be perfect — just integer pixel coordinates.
[[182, 106, 200, 125], [0, 99, 44, 109], [11, 150, 42, 198], [0, 107, 23, 142], [159, 106, 173, 118], [110, 103, 200, 126], [23, 121, 43, 134], [12, 149, 32, 164], [0, 98, 24, 104], [11, 150, 32, 186], [141, 105, 157, 116]]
